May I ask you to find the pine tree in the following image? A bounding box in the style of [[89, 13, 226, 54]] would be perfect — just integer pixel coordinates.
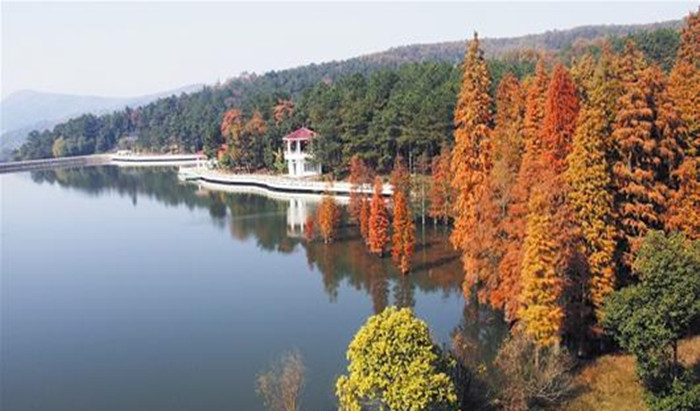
[[450, 33, 493, 291], [566, 51, 619, 318], [392, 191, 415, 274], [518, 191, 564, 347], [497, 59, 549, 321], [428, 145, 452, 226], [368, 177, 390, 256], [245, 110, 267, 170]]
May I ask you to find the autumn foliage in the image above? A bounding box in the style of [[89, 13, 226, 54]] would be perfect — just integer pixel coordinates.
[[392, 190, 415, 274], [450, 33, 493, 292], [368, 177, 390, 256], [304, 216, 315, 242], [317, 193, 340, 244], [348, 155, 370, 222], [429, 145, 452, 226]]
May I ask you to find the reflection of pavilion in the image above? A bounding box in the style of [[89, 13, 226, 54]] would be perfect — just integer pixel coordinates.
[[286, 198, 314, 238]]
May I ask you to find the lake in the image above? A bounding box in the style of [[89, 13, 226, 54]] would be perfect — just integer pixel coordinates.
[[1, 166, 506, 411]]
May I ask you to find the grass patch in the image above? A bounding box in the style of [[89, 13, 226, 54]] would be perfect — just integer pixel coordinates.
[[563, 335, 700, 411]]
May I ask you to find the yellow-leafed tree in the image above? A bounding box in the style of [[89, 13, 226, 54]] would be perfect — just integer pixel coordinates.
[[518, 190, 563, 347], [566, 49, 619, 318]]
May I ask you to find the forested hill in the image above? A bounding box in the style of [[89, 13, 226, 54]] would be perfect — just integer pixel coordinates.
[[351, 19, 681, 68], [14, 19, 682, 162]]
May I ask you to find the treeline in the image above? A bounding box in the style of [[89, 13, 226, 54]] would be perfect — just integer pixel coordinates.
[[15, 26, 680, 164], [443, 9, 698, 410]]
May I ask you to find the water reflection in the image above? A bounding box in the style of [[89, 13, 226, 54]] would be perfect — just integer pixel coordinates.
[[31, 166, 466, 305], [20, 166, 508, 409]]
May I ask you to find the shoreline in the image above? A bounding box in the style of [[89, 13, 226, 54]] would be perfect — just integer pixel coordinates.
[[179, 167, 393, 199]]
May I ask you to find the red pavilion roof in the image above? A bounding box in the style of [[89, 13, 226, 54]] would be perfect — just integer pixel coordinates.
[[282, 127, 317, 141]]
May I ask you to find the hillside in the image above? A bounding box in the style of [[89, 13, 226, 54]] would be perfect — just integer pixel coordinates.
[[12, 18, 682, 162], [0, 84, 203, 159]]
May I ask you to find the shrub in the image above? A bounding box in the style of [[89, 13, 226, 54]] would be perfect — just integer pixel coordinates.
[[494, 331, 575, 411], [336, 307, 458, 411]]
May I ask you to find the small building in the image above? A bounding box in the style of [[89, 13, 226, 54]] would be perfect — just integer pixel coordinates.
[[283, 127, 322, 178]]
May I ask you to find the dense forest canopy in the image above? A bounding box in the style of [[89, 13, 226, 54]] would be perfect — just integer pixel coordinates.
[[14, 24, 681, 171]]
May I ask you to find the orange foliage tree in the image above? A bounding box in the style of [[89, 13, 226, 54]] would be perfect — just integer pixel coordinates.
[[317, 193, 340, 244], [666, 159, 700, 239], [612, 41, 684, 268], [392, 190, 415, 274], [348, 155, 369, 222], [566, 50, 619, 319], [359, 197, 371, 244], [468, 72, 525, 307], [450, 33, 493, 292], [304, 216, 315, 242], [497, 59, 549, 321], [668, 9, 699, 147], [368, 177, 390, 256], [429, 145, 452, 226]]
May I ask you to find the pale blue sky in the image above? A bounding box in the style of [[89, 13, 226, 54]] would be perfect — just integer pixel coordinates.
[[2, 1, 697, 99]]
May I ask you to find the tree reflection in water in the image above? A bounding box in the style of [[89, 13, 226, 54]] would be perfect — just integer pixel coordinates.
[[33, 166, 505, 354]]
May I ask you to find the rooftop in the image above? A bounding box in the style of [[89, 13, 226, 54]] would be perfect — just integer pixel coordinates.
[[282, 127, 316, 141]]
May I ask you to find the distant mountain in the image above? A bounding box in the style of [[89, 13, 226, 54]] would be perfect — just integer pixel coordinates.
[[0, 84, 204, 159]]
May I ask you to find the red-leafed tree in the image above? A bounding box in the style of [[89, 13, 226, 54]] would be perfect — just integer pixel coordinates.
[[368, 177, 390, 256]]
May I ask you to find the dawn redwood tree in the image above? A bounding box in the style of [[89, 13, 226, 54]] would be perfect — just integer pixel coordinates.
[[518, 190, 564, 347], [467, 72, 525, 306], [389, 156, 411, 198], [612, 41, 684, 268], [668, 9, 699, 147], [348, 155, 369, 222], [368, 177, 390, 256], [428, 145, 452, 226], [392, 190, 415, 274], [666, 160, 700, 240], [498, 58, 549, 321], [317, 193, 340, 244], [359, 197, 371, 244], [566, 51, 619, 319], [450, 32, 493, 293]]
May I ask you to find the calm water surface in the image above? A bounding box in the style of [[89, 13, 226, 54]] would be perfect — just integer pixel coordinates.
[[1, 166, 505, 411]]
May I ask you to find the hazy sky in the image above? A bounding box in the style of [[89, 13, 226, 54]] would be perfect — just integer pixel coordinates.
[[2, 1, 697, 99]]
